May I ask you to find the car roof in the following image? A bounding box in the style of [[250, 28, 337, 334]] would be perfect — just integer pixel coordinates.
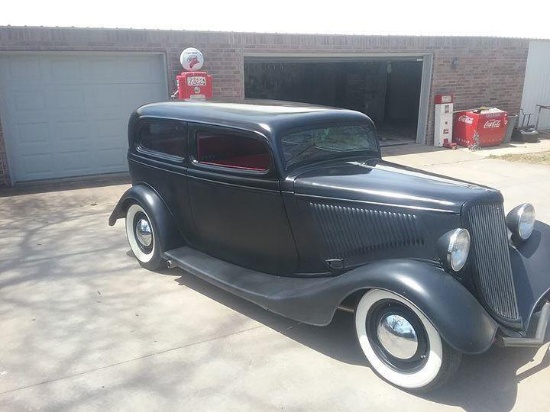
[[135, 100, 374, 140]]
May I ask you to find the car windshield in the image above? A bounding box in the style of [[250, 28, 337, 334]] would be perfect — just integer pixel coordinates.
[[281, 123, 378, 168]]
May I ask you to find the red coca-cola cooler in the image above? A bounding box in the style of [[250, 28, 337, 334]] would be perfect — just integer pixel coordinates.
[[453, 108, 508, 147]]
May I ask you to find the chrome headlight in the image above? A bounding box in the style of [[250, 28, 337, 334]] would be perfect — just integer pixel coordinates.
[[506, 203, 535, 241], [437, 228, 471, 272]]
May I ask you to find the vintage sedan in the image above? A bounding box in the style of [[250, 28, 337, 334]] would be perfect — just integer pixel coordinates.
[[109, 100, 550, 392]]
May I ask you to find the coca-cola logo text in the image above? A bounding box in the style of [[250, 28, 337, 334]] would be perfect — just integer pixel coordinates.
[[458, 115, 474, 124], [483, 119, 501, 128]]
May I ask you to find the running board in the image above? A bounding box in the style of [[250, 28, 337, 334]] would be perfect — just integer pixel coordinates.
[[163, 246, 337, 326]]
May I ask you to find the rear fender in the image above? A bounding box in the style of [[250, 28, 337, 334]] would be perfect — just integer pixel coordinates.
[[108, 185, 184, 252]]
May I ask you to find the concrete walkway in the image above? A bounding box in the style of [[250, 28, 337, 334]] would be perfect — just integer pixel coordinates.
[[383, 139, 550, 223], [0, 144, 549, 411]]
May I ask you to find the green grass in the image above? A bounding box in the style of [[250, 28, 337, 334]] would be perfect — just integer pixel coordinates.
[[489, 151, 550, 165]]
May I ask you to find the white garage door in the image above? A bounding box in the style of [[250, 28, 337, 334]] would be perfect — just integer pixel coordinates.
[[520, 41, 550, 132], [0, 53, 167, 182]]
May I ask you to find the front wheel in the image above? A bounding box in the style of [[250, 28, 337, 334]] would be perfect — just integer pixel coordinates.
[[355, 289, 461, 392], [125, 203, 164, 271]]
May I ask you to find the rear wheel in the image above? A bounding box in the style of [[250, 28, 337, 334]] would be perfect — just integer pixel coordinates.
[[125, 203, 163, 271], [355, 289, 461, 392]]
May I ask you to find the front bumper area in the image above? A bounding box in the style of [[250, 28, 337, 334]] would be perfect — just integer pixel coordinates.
[[497, 301, 550, 347]]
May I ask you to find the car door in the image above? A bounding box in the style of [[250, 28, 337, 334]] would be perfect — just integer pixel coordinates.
[[129, 117, 194, 242], [187, 123, 298, 275]]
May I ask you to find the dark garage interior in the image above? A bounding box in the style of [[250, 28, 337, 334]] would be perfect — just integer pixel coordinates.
[[244, 59, 423, 143]]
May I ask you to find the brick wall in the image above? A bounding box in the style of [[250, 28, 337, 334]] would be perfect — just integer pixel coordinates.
[[0, 27, 530, 186]]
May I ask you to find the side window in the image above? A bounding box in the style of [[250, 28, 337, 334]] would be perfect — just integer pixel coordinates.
[[196, 131, 271, 172], [138, 120, 187, 158]]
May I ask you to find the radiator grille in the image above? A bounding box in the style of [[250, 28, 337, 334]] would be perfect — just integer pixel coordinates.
[[309, 203, 423, 259], [467, 203, 519, 322]]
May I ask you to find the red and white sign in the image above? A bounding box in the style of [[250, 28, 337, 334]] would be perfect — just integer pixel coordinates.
[[187, 76, 207, 87], [175, 47, 212, 100], [483, 119, 502, 129], [458, 115, 474, 125], [435, 94, 454, 104], [180, 48, 204, 72], [434, 95, 454, 147], [453, 108, 508, 147], [176, 71, 212, 100]]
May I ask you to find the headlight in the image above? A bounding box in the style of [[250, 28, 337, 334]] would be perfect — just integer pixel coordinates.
[[437, 228, 471, 272], [506, 203, 535, 241]]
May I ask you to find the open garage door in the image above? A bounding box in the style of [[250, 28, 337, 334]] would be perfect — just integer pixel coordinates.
[[0, 52, 167, 183], [244, 55, 432, 145]]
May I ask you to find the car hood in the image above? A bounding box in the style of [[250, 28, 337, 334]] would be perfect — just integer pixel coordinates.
[[290, 158, 502, 213]]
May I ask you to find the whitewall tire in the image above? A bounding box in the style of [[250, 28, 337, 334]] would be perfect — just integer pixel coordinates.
[[355, 289, 461, 392], [125, 203, 163, 270]]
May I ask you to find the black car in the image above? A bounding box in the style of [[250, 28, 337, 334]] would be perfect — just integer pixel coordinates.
[[110, 100, 550, 392]]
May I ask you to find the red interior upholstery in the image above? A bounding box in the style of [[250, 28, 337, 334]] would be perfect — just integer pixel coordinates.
[[197, 135, 270, 171], [208, 154, 270, 170], [197, 136, 236, 161]]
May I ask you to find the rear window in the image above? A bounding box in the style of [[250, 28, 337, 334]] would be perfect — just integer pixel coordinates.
[[281, 123, 378, 168], [138, 121, 187, 158], [196, 132, 270, 172]]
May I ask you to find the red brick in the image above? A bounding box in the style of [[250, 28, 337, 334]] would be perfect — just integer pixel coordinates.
[[0, 26, 530, 186]]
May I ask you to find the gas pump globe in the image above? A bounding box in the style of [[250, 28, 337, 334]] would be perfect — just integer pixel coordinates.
[[174, 47, 213, 100]]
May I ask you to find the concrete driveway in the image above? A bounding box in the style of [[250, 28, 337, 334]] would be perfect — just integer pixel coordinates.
[[1, 144, 549, 411]]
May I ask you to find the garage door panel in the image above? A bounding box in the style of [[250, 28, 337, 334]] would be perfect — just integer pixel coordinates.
[[16, 122, 50, 145], [49, 57, 82, 84], [95, 118, 122, 139], [97, 148, 127, 169], [96, 141, 126, 154], [124, 57, 165, 83], [56, 150, 95, 175], [51, 87, 86, 112], [18, 153, 55, 180], [0, 52, 167, 182], [122, 86, 165, 110], [54, 120, 89, 144], [54, 120, 88, 142], [83, 85, 124, 118], [4, 56, 42, 84], [85, 57, 128, 84], [13, 92, 48, 112]]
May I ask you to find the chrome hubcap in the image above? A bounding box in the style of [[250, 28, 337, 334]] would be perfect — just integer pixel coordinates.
[[135, 218, 152, 247], [377, 314, 418, 360]]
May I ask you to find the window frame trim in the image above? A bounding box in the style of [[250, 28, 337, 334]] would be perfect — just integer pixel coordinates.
[[134, 117, 188, 165], [189, 124, 276, 177], [277, 120, 381, 171]]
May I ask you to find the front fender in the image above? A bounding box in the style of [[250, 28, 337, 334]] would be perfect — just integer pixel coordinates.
[[511, 221, 550, 331], [108, 185, 184, 252], [271, 260, 497, 354]]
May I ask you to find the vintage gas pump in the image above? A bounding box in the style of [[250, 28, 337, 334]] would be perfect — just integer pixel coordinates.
[[173, 48, 213, 100], [434, 94, 455, 148]]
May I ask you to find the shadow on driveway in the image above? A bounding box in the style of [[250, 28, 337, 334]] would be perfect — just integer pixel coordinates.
[[174, 268, 550, 412]]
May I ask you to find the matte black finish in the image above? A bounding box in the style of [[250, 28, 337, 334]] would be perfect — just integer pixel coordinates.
[[110, 100, 550, 354], [109, 185, 184, 253], [284, 157, 499, 273], [165, 246, 497, 354], [510, 221, 550, 329], [185, 124, 298, 275], [289, 158, 498, 213]]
